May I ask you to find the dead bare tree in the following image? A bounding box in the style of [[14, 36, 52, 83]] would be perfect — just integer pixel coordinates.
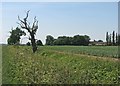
[[17, 10, 38, 53]]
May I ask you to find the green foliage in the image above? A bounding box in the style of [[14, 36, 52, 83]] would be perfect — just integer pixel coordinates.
[[46, 35, 90, 46], [53, 36, 73, 45], [106, 32, 109, 45], [98, 40, 103, 42], [7, 27, 26, 45], [73, 35, 90, 46], [2, 45, 119, 84], [112, 31, 115, 45], [26, 42, 31, 46], [46, 35, 54, 45], [106, 31, 118, 46], [36, 40, 43, 46]]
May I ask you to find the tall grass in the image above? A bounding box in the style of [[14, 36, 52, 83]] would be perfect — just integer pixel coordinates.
[[2, 45, 119, 84]]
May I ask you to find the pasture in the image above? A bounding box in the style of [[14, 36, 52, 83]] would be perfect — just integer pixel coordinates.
[[2, 45, 119, 84]]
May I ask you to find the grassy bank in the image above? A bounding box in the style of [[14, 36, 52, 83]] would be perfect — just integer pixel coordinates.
[[2, 45, 119, 84]]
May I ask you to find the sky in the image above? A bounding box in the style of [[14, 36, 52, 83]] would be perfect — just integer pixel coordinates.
[[1, 0, 120, 2], [1, 2, 118, 44]]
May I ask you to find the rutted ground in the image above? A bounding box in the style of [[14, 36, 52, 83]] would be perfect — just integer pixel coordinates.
[[2, 45, 119, 84], [51, 50, 119, 62]]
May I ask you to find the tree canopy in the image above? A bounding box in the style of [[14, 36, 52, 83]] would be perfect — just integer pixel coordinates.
[[46, 35, 90, 46], [46, 35, 54, 45], [7, 27, 26, 45], [106, 31, 119, 46], [36, 40, 43, 46]]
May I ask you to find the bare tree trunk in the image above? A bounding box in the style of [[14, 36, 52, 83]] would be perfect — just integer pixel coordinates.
[[30, 33, 37, 53], [17, 10, 38, 53]]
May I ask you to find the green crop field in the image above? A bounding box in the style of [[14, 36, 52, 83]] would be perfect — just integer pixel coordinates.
[[42, 46, 118, 58], [2, 45, 120, 84]]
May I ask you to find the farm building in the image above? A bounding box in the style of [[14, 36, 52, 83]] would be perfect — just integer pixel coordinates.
[[89, 41, 106, 46]]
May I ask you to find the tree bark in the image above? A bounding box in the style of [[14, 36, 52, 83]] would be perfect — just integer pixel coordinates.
[[17, 10, 38, 53], [30, 33, 37, 53]]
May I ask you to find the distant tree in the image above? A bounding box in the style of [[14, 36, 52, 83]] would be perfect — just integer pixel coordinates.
[[7, 38, 12, 45], [84, 35, 90, 45], [69, 37, 73, 45], [7, 27, 26, 45], [53, 36, 72, 45], [106, 32, 109, 45], [112, 31, 115, 45], [46, 35, 90, 46], [93, 40, 96, 42], [98, 40, 103, 42], [57, 36, 69, 45], [109, 34, 112, 45], [36, 40, 43, 46], [116, 33, 118, 45], [46, 35, 54, 45], [17, 10, 38, 53], [26, 42, 31, 46], [64, 37, 71, 45], [71, 35, 90, 46], [118, 34, 120, 45], [73, 35, 81, 45], [53, 38, 62, 45]]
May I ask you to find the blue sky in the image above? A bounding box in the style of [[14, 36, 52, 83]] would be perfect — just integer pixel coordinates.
[[1, 2, 118, 44]]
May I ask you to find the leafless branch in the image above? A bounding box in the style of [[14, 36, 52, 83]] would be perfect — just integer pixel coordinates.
[[17, 22, 26, 29], [17, 10, 38, 53], [18, 16, 25, 24], [24, 10, 30, 21], [31, 16, 37, 29]]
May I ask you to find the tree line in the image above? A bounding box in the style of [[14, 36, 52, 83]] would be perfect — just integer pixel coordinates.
[[45, 35, 90, 46], [8, 27, 43, 46], [7, 11, 119, 53], [106, 31, 120, 46]]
